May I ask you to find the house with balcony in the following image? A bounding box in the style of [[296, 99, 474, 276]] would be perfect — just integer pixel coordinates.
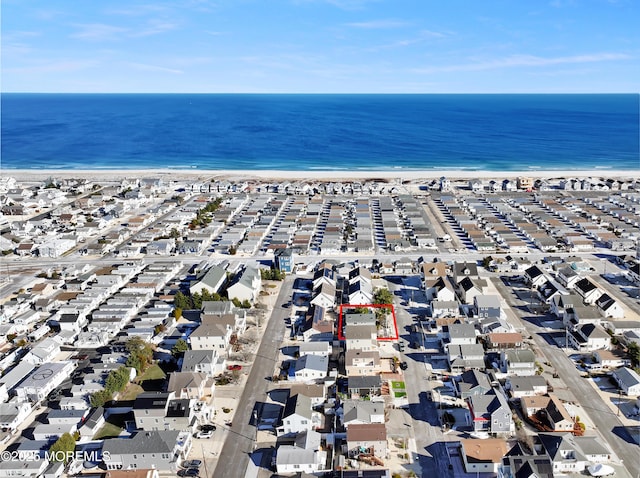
[[501, 349, 536, 376], [133, 392, 195, 432], [467, 389, 513, 435], [346, 423, 388, 459], [102, 430, 192, 471]]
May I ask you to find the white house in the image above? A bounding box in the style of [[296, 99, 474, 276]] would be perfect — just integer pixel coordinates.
[[275, 430, 327, 475], [612, 367, 640, 396], [292, 354, 328, 382], [22, 337, 61, 365], [226, 266, 261, 304]]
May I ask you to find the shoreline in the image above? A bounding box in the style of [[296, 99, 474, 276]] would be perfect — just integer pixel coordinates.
[[4, 168, 639, 182]]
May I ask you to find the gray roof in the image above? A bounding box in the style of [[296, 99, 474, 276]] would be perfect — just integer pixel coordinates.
[[201, 300, 234, 315], [342, 400, 384, 424], [295, 354, 328, 374], [283, 393, 313, 420], [102, 430, 180, 455], [613, 367, 640, 386], [195, 265, 226, 291], [475, 295, 501, 309], [448, 323, 477, 340], [182, 350, 216, 370]]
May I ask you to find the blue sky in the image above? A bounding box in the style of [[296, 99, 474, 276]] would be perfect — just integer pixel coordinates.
[[2, 0, 639, 93]]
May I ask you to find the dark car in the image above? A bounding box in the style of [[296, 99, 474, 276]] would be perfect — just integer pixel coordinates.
[[182, 460, 202, 468], [200, 424, 216, 432], [178, 468, 199, 477], [400, 361, 408, 370]]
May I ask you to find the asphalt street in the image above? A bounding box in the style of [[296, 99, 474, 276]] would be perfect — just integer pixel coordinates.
[[387, 276, 453, 478], [211, 275, 292, 478], [491, 276, 640, 475]]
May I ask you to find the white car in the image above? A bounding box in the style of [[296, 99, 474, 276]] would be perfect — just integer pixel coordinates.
[[195, 430, 213, 439]]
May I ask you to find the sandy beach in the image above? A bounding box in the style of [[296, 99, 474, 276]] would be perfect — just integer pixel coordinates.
[[5, 168, 639, 183]]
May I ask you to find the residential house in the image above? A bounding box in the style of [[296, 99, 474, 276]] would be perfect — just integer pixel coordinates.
[[340, 400, 385, 429], [455, 370, 492, 400], [460, 438, 508, 474], [486, 332, 523, 350], [312, 263, 336, 290], [189, 318, 234, 352], [574, 278, 603, 305], [591, 349, 631, 370], [288, 384, 327, 408], [277, 393, 316, 437], [448, 344, 486, 374], [568, 324, 611, 352], [346, 423, 388, 459], [457, 277, 486, 304], [595, 293, 624, 319], [0, 457, 48, 477], [347, 280, 373, 305], [499, 443, 554, 478], [611, 367, 640, 396], [292, 355, 328, 382], [14, 361, 74, 402], [501, 349, 536, 376], [524, 265, 546, 288], [467, 389, 513, 435], [310, 282, 336, 310], [506, 376, 548, 398], [521, 394, 574, 432], [78, 406, 106, 439], [189, 265, 227, 296], [167, 372, 209, 400], [343, 324, 377, 351], [275, 430, 327, 474], [474, 295, 502, 319], [301, 306, 333, 342], [133, 392, 195, 432], [550, 292, 582, 319], [181, 350, 222, 377], [102, 430, 192, 471], [425, 277, 456, 302], [421, 262, 450, 288], [347, 375, 382, 399], [274, 248, 294, 273], [537, 433, 589, 474], [453, 261, 479, 281], [0, 402, 32, 431], [431, 300, 460, 319], [226, 266, 261, 304], [556, 266, 581, 289], [22, 337, 61, 365], [447, 323, 477, 345], [345, 349, 381, 377]]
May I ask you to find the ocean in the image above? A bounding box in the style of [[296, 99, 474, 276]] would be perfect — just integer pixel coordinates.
[[1, 93, 638, 171]]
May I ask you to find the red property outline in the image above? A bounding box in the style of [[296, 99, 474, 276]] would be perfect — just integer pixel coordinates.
[[338, 303, 399, 341]]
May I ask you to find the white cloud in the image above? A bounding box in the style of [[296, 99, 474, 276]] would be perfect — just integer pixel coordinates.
[[411, 52, 632, 74], [4, 60, 100, 74], [131, 20, 180, 37], [70, 23, 128, 41], [344, 19, 408, 29]]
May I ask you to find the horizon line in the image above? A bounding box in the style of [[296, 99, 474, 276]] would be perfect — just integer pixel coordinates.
[[3, 91, 639, 95]]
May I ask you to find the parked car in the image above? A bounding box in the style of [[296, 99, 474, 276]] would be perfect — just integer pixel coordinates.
[[178, 468, 200, 477], [181, 460, 202, 468], [227, 364, 242, 371], [199, 424, 216, 432], [195, 430, 213, 439]]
